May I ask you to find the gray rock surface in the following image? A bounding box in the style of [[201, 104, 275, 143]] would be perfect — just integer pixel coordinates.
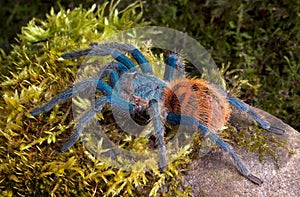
[[184, 109, 300, 197]]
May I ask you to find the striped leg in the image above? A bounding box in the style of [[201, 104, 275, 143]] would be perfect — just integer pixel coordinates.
[[149, 99, 167, 171], [30, 79, 113, 115], [100, 62, 129, 76], [166, 113, 263, 185], [90, 42, 153, 74], [62, 42, 153, 74], [163, 54, 184, 82], [61, 95, 134, 151], [227, 95, 285, 135]]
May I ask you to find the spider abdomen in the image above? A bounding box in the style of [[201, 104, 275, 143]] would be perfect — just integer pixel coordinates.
[[163, 79, 231, 131]]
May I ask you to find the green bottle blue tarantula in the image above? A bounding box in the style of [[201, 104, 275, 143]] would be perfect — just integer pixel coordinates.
[[30, 42, 285, 185]]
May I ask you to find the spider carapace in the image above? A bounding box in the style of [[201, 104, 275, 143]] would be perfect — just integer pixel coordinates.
[[30, 42, 285, 185]]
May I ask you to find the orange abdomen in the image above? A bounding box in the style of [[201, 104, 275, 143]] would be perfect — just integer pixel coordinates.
[[163, 79, 231, 131]]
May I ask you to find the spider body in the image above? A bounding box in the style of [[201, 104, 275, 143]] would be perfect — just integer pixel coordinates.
[[31, 42, 285, 185], [119, 71, 166, 104]]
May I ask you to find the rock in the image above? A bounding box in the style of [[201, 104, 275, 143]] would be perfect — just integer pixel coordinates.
[[184, 110, 300, 196]]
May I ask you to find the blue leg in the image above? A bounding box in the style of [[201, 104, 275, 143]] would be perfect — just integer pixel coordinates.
[[30, 88, 73, 115], [62, 48, 138, 72], [98, 68, 121, 92], [104, 62, 129, 75], [90, 42, 153, 74], [129, 48, 153, 74], [166, 113, 263, 185], [62, 42, 153, 74], [227, 95, 285, 134], [60, 95, 133, 151], [148, 99, 167, 171], [30, 79, 113, 115], [163, 54, 184, 82]]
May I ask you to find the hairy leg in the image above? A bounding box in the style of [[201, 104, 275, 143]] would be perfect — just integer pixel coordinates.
[[30, 79, 113, 115], [149, 99, 168, 171], [60, 95, 135, 151], [62, 42, 153, 74], [227, 95, 285, 134], [166, 113, 263, 185], [163, 54, 184, 82]]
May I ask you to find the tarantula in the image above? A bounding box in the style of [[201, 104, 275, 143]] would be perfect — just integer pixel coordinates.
[[30, 42, 285, 185]]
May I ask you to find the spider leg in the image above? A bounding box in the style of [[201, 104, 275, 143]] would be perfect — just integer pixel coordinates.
[[30, 87, 74, 116], [98, 68, 121, 92], [31, 61, 129, 116], [148, 99, 168, 172], [60, 95, 133, 151], [30, 79, 114, 115], [62, 42, 153, 74], [90, 42, 153, 74], [166, 113, 263, 185], [227, 95, 285, 134], [163, 54, 184, 81], [62, 47, 138, 72], [103, 62, 129, 76]]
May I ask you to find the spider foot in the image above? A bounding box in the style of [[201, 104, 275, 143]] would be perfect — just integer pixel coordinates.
[[30, 107, 44, 116], [158, 146, 168, 172], [246, 173, 263, 185], [267, 126, 285, 135], [60, 126, 82, 152]]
